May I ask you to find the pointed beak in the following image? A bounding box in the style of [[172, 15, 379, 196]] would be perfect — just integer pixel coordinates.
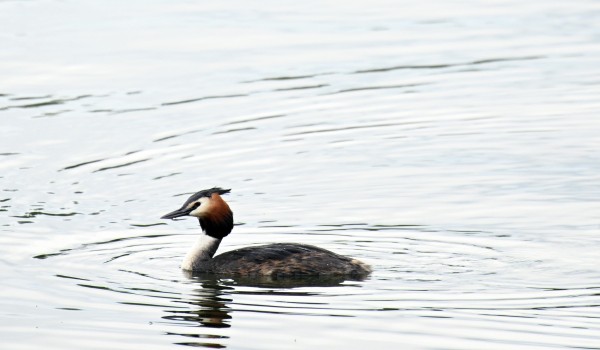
[[161, 206, 191, 220]]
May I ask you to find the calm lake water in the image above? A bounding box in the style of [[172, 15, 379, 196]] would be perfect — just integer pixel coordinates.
[[2, 0, 600, 349]]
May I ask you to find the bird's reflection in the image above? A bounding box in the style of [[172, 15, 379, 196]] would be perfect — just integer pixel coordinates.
[[163, 271, 367, 348], [179, 277, 233, 328]]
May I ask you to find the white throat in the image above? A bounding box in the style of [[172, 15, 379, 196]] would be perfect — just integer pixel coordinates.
[[181, 231, 222, 271]]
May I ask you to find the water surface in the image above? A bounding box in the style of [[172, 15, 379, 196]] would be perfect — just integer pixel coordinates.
[[1, 0, 600, 349]]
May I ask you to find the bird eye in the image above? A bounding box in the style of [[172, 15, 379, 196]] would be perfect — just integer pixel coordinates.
[[192, 202, 200, 209]]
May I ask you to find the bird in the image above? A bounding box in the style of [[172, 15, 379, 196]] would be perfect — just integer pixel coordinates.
[[161, 187, 371, 278]]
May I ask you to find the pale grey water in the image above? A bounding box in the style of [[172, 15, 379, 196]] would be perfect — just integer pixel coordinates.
[[1, 0, 600, 349]]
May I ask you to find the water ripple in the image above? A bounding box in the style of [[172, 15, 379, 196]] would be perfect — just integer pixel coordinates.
[[161, 94, 246, 106], [353, 55, 545, 74]]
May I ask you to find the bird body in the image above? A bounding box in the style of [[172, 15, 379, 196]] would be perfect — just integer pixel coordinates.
[[162, 188, 371, 278]]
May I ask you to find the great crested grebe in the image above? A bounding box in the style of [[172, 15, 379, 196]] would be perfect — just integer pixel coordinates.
[[161, 187, 371, 277]]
